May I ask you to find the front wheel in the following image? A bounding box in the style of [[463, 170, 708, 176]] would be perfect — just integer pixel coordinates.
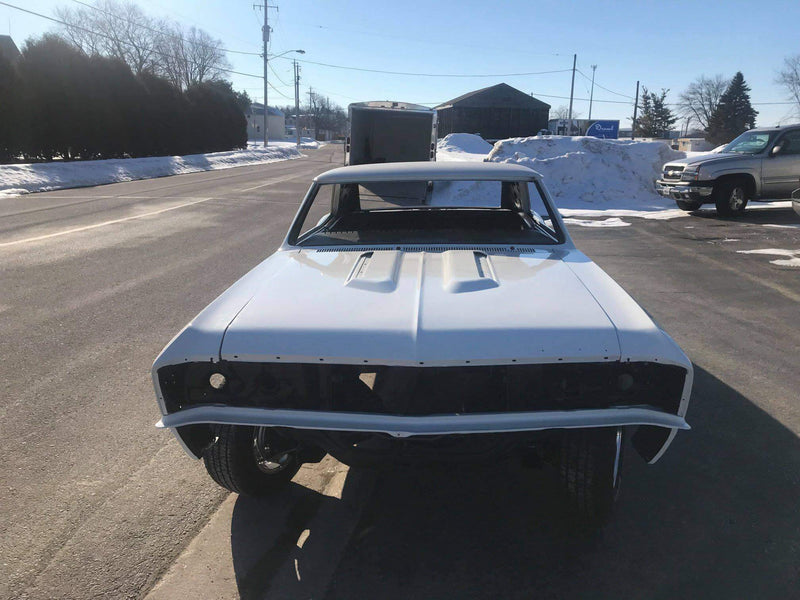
[[202, 425, 300, 496], [558, 427, 623, 527], [713, 180, 749, 216]]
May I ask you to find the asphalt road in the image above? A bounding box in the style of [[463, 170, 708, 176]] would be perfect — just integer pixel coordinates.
[[2, 144, 799, 599]]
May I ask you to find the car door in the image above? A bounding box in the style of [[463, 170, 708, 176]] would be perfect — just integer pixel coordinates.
[[762, 129, 800, 198]]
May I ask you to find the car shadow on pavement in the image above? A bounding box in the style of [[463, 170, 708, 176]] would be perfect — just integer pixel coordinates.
[[229, 365, 800, 600], [690, 204, 800, 225]]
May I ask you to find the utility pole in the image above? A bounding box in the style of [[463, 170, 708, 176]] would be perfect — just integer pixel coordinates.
[[588, 64, 597, 120], [294, 59, 301, 147], [631, 80, 640, 140], [254, 3, 276, 147], [567, 54, 577, 123]]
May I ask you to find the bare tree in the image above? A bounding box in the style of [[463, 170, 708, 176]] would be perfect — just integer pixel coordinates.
[[55, 0, 230, 88], [551, 105, 581, 120], [777, 54, 800, 116], [56, 0, 163, 74], [157, 24, 230, 89], [305, 91, 346, 139], [677, 74, 726, 130]]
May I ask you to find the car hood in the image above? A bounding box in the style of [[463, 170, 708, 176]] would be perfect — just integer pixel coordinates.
[[217, 248, 624, 365], [665, 152, 754, 168]]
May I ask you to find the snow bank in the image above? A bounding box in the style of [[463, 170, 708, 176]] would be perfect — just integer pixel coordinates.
[[0, 144, 303, 197], [437, 133, 493, 161], [485, 136, 684, 213]]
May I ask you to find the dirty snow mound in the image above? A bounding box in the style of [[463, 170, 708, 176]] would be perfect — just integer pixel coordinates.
[[437, 133, 492, 161], [486, 136, 684, 212]]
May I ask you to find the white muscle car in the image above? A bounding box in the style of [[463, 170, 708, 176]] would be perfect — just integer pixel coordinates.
[[152, 161, 692, 524]]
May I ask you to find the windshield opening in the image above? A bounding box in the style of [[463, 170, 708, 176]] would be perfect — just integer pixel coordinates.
[[289, 178, 562, 247], [722, 130, 777, 154]]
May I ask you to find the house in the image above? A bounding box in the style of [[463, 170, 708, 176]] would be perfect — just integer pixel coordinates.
[[0, 35, 20, 63], [245, 103, 285, 142], [436, 83, 550, 141]]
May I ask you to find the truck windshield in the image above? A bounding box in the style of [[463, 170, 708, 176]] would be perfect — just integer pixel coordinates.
[[289, 179, 563, 247], [722, 131, 777, 154]]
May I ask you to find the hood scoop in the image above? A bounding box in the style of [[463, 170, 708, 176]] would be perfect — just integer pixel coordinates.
[[344, 251, 401, 292], [442, 250, 499, 293]]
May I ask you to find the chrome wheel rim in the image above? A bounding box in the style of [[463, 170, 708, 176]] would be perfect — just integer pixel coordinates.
[[729, 187, 746, 210], [253, 428, 293, 474]]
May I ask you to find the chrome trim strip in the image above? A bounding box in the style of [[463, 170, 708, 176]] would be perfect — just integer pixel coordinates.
[[613, 427, 623, 483], [157, 405, 690, 437]]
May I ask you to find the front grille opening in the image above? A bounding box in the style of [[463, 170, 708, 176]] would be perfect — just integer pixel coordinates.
[[663, 166, 685, 180], [160, 361, 686, 417]]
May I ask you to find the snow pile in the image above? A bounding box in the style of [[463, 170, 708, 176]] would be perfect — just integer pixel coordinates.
[[437, 133, 492, 161], [0, 144, 303, 197], [737, 248, 800, 267], [485, 136, 684, 213]]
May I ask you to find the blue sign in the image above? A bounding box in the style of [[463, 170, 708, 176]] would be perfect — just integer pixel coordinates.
[[586, 120, 619, 139]]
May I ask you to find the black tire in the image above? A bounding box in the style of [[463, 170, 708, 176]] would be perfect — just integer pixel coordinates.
[[559, 428, 623, 527], [676, 199, 703, 211], [202, 425, 300, 496], [713, 179, 749, 216]]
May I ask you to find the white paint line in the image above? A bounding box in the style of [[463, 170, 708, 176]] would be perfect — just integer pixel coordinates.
[[236, 171, 308, 193], [0, 197, 213, 248]]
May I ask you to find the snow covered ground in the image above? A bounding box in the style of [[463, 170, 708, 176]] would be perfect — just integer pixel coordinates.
[[0, 142, 305, 198]]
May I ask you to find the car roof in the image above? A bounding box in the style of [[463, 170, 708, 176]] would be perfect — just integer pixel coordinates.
[[314, 161, 541, 184], [749, 124, 800, 133]]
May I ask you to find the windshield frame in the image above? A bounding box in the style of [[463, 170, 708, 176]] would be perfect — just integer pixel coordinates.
[[283, 176, 568, 249]]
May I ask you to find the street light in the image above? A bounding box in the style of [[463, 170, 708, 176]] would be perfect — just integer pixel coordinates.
[[263, 49, 305, 148]]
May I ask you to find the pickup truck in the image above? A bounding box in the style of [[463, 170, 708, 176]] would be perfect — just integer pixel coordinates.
[[655, 125, 800, 216]]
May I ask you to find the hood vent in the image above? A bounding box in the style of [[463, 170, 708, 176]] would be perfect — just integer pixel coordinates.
[[344, 251, 401, 292], [442, 250, 500, 293]]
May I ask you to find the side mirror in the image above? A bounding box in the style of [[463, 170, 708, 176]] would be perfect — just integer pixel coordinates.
[[770, 144, 782, 157]]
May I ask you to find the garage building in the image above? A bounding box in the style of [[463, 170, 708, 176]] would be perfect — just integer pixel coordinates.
[[436, 83, 551, 141]]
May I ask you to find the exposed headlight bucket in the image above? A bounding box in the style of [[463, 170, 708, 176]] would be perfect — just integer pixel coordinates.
[[618, 373, 635, 391], [209, 373, 227, 390]]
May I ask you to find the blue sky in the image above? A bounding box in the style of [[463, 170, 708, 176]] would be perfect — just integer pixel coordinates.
[[4, 0, 799, 127]]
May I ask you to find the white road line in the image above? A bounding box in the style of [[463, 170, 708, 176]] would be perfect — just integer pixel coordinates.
[[236, 171, 308, 193], [0, 197, 213, 248], [1, 169, 317, 248]]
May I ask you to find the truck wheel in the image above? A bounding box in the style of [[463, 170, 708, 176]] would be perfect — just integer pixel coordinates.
[[559, 427, 623, 527], [713, 180, 749, 216], [202, 425, 300, 496], [676, 199, 703, 211]]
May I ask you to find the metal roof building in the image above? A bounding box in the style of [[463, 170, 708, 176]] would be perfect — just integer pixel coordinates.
[[436, 83, 551, 141]]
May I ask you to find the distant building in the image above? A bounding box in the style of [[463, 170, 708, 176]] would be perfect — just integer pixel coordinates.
[[676, 137, 713, 152], [0, 35, 20, 63], [436, 83, 551, 141], [245, 103, 285, 142]]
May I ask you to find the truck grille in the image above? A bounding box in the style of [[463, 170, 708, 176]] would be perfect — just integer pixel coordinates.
[[662, 165, 684, 180]]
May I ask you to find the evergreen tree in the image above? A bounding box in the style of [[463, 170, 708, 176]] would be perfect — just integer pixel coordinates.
[[0, 53, 20, 161], [633, 87, 677, 138], [705, 72, 757, 145]]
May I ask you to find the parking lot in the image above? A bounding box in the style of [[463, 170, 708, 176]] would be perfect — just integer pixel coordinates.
[[2, 144, 799, 599]]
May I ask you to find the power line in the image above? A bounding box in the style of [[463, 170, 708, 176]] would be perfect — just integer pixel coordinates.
[[576, 68, 633, 99], [274, 56, 573, 78], [268, 60, 290, 86]]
